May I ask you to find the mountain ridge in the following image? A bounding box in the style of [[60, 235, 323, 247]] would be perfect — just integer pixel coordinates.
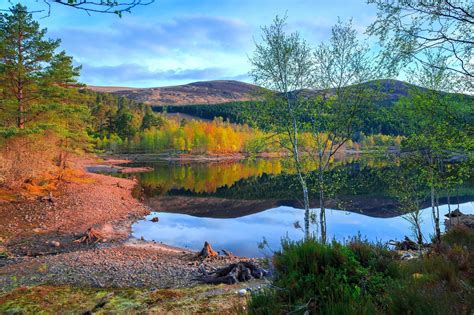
[[87, 80, 262, 105], [87, 79, 469, 106]]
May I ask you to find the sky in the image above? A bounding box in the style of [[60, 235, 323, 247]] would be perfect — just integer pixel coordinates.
[[3, 0, 379, 87]]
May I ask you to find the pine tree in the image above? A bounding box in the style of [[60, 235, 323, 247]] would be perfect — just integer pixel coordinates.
[[0, 4, 60, 130]]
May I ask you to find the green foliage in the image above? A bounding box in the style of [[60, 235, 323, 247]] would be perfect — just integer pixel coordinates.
[[153, 102, 258, 125], [249, 233, 474, 314], [250, 238, 392, 314]]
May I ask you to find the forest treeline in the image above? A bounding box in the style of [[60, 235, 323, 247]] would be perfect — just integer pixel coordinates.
[[0, 3, 470, 193], [97, 115, 402, 154], [153, 85, 473, 137]]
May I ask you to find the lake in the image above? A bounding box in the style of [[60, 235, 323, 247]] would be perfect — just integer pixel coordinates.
[[127, 156, 474, 257]]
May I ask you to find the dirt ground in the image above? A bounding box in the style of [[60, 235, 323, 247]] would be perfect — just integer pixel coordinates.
[[0, 156, 267, 313]]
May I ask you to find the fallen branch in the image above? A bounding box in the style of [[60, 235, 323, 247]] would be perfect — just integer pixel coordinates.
[[74, 228, 105, 244]]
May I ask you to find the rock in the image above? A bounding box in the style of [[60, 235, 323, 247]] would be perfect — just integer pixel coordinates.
[[445, 209, 464, 218], [400, 252, 415, 260], [150, 217, 159, 223], [445, 214, 474, 231], [238, 289, 247, 296], [50, 241, 61, 247]]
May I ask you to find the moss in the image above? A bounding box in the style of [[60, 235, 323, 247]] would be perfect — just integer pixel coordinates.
[[0, 284, 249, 314], [0, 286, 99, 314]]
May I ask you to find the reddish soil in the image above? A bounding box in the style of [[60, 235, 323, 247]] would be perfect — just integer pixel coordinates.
[[0, 156, 266, 291], [0, 157, 150, 256]]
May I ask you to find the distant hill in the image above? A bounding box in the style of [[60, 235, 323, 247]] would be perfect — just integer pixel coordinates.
[[87, 79, 433, 107], [295, 79, 427, 107], [87, 80, 262, 106]]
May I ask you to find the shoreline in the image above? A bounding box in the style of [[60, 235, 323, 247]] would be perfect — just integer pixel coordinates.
[[102, 147, 398, 163], [0, 155, 262, 292]]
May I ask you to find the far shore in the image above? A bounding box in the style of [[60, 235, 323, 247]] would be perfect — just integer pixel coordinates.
[[100, 147, 398, 163]]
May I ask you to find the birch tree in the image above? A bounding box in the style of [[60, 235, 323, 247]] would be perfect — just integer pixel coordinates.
[[367, 0, 473, 81], [249, 15, 314, 238], [309, 19, 383, 242], [395, 50, 472, 243]]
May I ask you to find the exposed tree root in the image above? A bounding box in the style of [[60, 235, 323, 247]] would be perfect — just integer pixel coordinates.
[[198, 261, 267, 285], [73, 228, 105, 244]]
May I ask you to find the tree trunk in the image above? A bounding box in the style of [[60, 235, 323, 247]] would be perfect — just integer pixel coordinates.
[[431, 186, 440, 243], [429, 161, 441, 243], [299, 172, 310, 239], [17, 29, 25, 129], [17, 97, 24, 129], [290, 114, 310, 239], [435, 194, 441, 243], [447, 191, 452, 226], [319, 171, 327, 243]]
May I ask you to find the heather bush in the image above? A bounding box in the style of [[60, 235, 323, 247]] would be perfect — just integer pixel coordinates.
[[249, 231, 474, 314]]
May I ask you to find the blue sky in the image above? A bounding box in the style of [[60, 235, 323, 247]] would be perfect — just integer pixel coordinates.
[[4, 0, 378, 87]]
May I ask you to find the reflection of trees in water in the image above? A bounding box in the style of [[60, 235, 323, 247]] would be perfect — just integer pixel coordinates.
[[138, 156, 368, 195], [139, 159, 284, 194], [137, 157, 474, 213], [137, 156, 390, 197]]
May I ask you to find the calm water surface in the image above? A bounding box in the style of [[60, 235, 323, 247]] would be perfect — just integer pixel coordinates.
[[128, 157, 474, 257]]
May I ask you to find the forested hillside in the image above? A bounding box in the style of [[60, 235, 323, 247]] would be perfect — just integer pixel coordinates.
[[152, 79, 473, 136]]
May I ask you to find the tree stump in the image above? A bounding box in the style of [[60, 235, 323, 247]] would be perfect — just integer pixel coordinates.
[[445, 209, 464, 218], [199, 241, 218, 259], [74, 228, 104, 244]]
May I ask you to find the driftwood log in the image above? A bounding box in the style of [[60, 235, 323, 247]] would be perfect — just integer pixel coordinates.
[[199, 241, 218, 259], [198, 261, 267, 285], [389, 236, 420, 250], [74, 228, 105, 244]]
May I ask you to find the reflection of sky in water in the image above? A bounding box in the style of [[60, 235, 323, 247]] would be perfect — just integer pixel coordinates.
[[132, 202, 474, 257]]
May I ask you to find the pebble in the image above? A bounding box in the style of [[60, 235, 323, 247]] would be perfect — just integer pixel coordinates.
[[49, 241, 61, 247], [238, 289, 247, 296]]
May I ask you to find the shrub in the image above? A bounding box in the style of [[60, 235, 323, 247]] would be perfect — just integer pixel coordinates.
[[249, 236, 474, 314], [249, 238, 391, 314]]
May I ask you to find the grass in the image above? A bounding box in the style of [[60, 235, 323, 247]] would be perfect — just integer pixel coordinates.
[[0, 284, 248, 314]]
